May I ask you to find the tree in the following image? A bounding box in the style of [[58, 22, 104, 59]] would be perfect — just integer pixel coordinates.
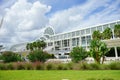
[[70, 46, 88, 63], [1, 51, 21, 63], [114, 24, 120, 38], [26, 43, 30, 50], [102, 27, 112, 39], [92, 30, 102, 40], [32, 41, 37, 50], [27, 50, 51, 62], [89, 39, 109, 64]]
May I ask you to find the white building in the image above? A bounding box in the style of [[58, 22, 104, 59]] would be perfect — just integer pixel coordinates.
[[10, 20, 120, 60]]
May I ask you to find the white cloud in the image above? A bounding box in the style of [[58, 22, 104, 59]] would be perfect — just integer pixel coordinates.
[[0, 0, 51, 45], [49, 0, 120, 33]]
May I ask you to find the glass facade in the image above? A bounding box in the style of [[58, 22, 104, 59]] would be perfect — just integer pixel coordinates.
[[97, 26, 102, 32]]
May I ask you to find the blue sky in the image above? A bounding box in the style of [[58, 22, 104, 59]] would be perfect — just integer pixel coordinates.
[[0, 0, 120, 47]]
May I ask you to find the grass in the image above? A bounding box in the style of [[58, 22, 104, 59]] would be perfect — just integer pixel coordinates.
[[0, 70, 120, 80]]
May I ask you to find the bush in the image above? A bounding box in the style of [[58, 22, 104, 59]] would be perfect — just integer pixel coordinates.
[[1, 51, 22, 63], [109, 62, 120, 70], [6, 63, 14, 70], [46, 63, 54, 70], [28, 50, 50, 62], [34, 62, 44, 70], [0, 63, 6, 70], [70, 47, 88, 63]]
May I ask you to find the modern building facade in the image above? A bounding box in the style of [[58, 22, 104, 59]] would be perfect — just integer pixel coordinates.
[[10, 20, 120, 60], [44, 20, 120, 59]]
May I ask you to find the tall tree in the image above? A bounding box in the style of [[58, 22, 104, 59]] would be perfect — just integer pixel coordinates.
[[89, 39, 109, 64], [102, 27, 112, 39], [114, 24, 120, 38], [92, 30, 102, 40]]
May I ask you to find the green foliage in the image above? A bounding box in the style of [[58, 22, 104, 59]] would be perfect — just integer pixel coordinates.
[[114, 24, 120, 38], [70, 47, 88, 63], [27, 50, 50, 62], [89, 40, 109, 64], [92, 30, 102, 40], [26, 40, 46, 51], [1, 51, 21, 63], [102, 27, 112, 39]]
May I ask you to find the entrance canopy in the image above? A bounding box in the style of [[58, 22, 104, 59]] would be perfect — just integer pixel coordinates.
[[102, 38, 120, 48]]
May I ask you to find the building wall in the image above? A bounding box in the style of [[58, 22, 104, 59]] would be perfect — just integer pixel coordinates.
[[46, 20, 120, 55]]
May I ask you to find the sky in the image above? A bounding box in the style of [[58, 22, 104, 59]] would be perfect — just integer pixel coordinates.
[[0, 0, 120, 47]]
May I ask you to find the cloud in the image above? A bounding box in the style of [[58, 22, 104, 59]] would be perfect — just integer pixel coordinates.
[[0, 0, 51, 45], [49, 0, 120, 33]]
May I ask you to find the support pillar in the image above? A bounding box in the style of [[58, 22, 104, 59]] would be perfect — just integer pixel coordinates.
[[114, 46, 118, 60]]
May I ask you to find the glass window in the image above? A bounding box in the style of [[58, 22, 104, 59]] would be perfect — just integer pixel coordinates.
[[72, 38, 76, 46], [97, 26, 102, 32], [117, 21, 120, 24], [86, 28, 90, 34], [91, 27, 96, 33], [68, 33, 71, 38], [64, 34, 67, 39], [76, 31, 80, 36], [81, 30, 85, 35], [86, 36, 91, 45], [81, 36, 86, 46], [103, 24, 109, 30], [72, 32, 75, 37], [110, 23, 116, 29]]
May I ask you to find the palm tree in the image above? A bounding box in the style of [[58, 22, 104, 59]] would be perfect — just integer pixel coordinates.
[[92, 30, 102, 40], [102, 27, 112, 39], [89, 39, 109, 64], [114, 24, 120, 38], [32, 41, 37, 50], [26, 43, 30, 50]]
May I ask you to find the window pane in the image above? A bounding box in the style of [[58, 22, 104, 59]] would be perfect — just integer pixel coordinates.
[[97, 26, 102, 32], [117, 21, 120, 24], [72, 32, 75, 37], [81, 36, 86, 46], [103, 24, 109, 30], [81, 30, 85, 35], [91, 27, 96, 33], [76, 31, 80, 36], [110, 23, 116, 29], [86, 28, 90, 34]]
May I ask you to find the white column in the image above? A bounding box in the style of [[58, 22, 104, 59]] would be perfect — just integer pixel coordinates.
[[112, 29, 115, 39], [114, 46, 118, 59]]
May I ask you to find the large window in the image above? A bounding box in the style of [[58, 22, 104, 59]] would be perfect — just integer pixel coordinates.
[[72, 32, 75, 37], [76, 31, 80, 36], [62, 39, 69, 47], [91, 27, 96, 33], [86, 28, 90, 34], [110, 23, 116, 29], [81, 30, 85, 35], [103, 24, 109, 30], [72, 38, 79, 46], [97, 26, 102, 32], [117, 21, 120, 24], [81, 36, 86, 46], [86, 36, 91, 45]]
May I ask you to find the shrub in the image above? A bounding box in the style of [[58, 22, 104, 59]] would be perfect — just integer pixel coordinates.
[[16, 62, 26, 70], [34, 62, 44, 70], [25, 63, 33, 70], [70, 47, 88, 63], [109, 62, 120, 70], [6, 63, 14, 70], [46, 63, 54, 70], [0, 63, 6, 70], [1, 51, 21, 63], [28, 50, 50, 62]]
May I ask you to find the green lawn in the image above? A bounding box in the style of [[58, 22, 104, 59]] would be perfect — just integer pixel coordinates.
[[0, 70, 120, 80]]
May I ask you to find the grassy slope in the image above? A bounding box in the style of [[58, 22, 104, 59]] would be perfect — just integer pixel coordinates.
[[0, 70, 120, 80]]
